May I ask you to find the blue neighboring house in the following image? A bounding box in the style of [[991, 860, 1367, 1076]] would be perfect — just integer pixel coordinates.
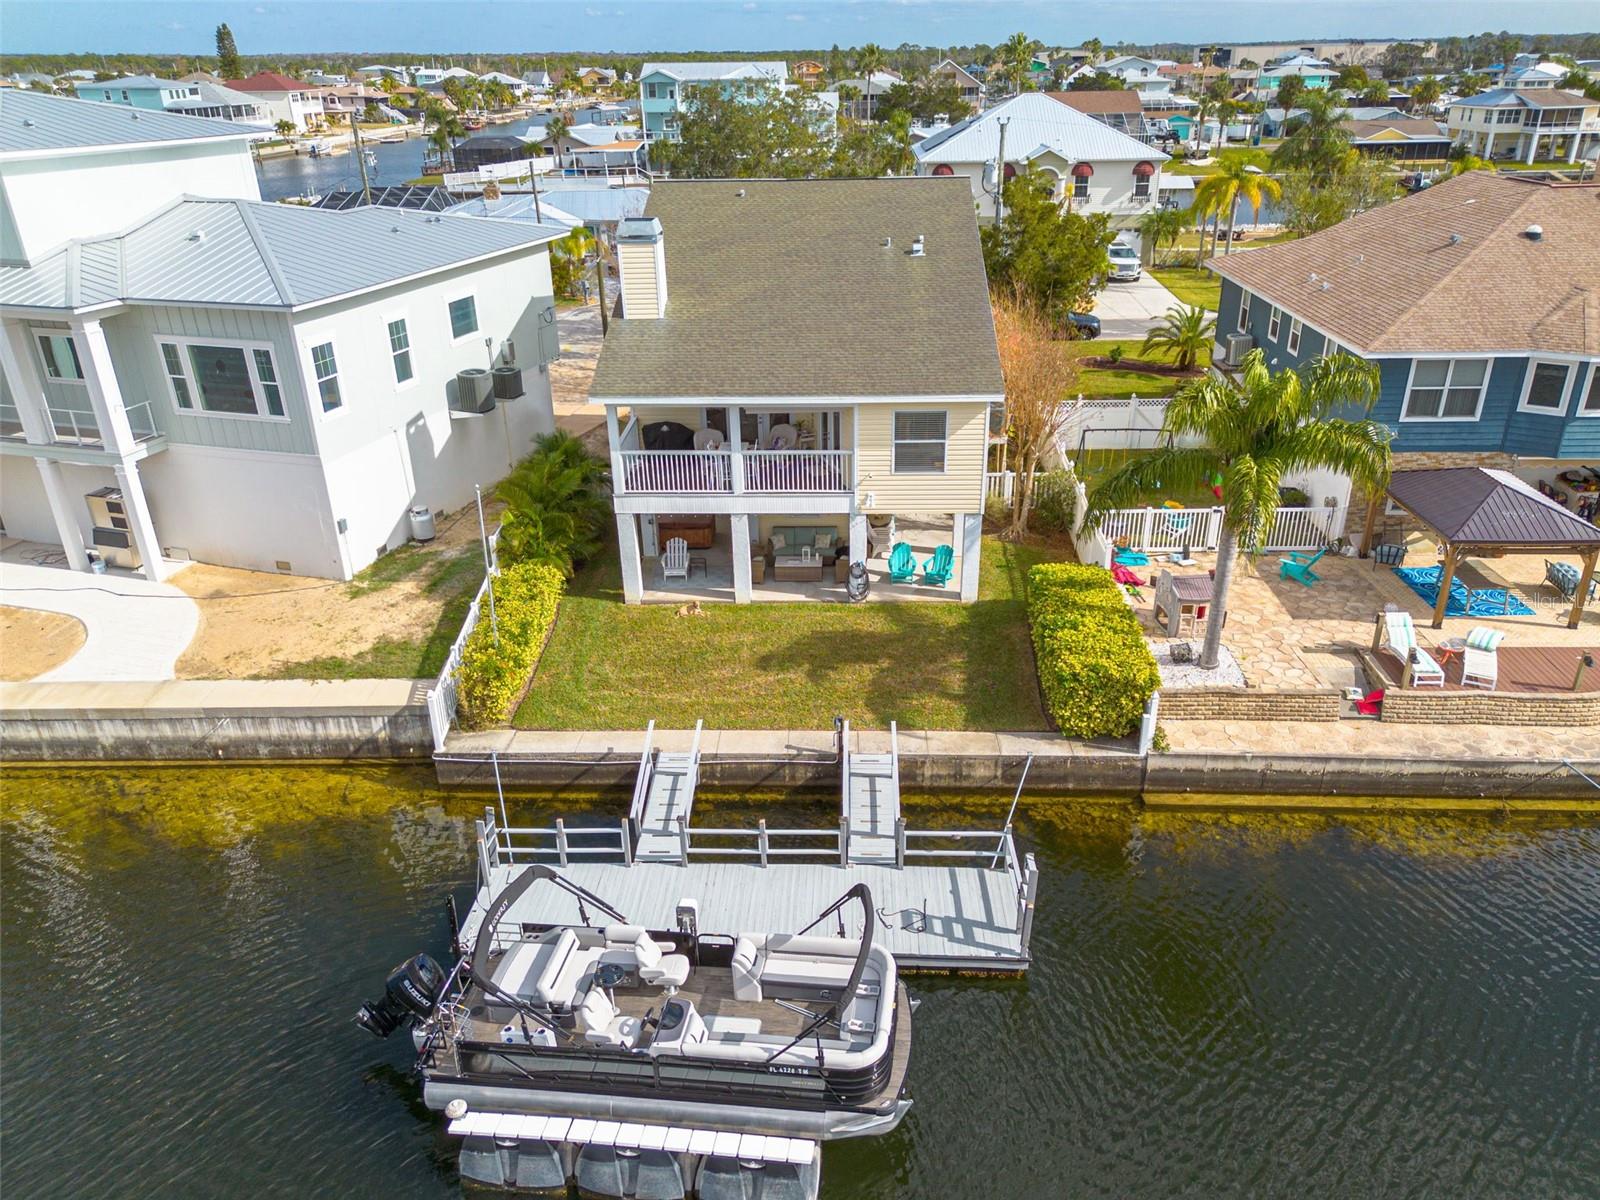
[[74, 75, 199, 111], [638, 61, 788, 142], [1209, 172, 1599, 474]]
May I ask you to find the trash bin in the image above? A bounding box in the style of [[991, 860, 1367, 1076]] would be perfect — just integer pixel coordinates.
[[408, 505, 436, 542]]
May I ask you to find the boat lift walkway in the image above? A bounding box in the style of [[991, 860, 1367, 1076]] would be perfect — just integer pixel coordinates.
[[461, 721, 1040, 972]]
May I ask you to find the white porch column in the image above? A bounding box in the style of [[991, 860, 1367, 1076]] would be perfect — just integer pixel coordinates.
[[71, 319, 137, 454], [1482, 130, 1493, 158], [32, 460, 91, 571], [616, 512, 643, 604], [730, 512, 752, 603], [725, 405, 744, 493], [849, 510, 868, 566], [958, 512, 982, 604], [1568, 133, 1581, 164], [111, 460, 172, 580], [1526, 131, 1539, 165], [0, 320, 55, 441], [605, 405, 625, 492]]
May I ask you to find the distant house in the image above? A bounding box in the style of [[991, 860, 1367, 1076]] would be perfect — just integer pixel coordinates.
[[792, 60, 826, 86], [1210, 173, 1600, 490], [522, 69, 554, 95], [74, 76, 269, 126], [1049, 89, 1151, 142], [914, 92, 1168, 228], [1255, 56, 1336, 96], [927, 59, 985, 112], [320, 84, 393, 121], [232, 71, 326, 131], [833, 71, 901, 121], [1498, 60, 1568, 90], [1446, 89, 1600, 165], [638, 61, 788, 140], [1097, 55, 1177, 101], [1341, 117, 1452, 159], [477, 71, 532, 98], [1260, 104, 1404, 138], [575, 66, 619, 90], [1159, 62, 1229, 95]]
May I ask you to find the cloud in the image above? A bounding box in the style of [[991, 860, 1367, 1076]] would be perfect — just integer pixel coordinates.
[[742, 1, 757, 8], [786, 11, 806, 20], [252, 4, 265, 12], [165, 20, 184, 30]]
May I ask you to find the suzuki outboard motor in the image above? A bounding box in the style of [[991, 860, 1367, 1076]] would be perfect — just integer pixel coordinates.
[[355, 953, 446, 1038]]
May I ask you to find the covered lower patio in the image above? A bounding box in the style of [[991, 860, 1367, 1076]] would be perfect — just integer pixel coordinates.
[[1361, 467, 1600, 629]]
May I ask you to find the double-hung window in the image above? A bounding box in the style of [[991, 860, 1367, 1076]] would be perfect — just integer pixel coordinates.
[[1236, 289, 1250, 333], [892, 410, 948, 474], [387, 318, 413, 384], [1073, 175, 1090, 200], [1267, 306, 1282, 342], [36, 333, 84, 381], [448, 296, 478, 340], [310, 342, 342, 412], [1403, 358, 1489, 420], [155, 336, 285, 418], [1518, 360, 1571, 414], [1287, 318, 1303, 356], [1580, 367, 1600, 416]]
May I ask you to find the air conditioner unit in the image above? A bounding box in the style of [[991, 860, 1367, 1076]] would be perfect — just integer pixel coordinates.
[[1224, 332, 1254, 367], [451, 368, 495, 415], [491, 365, 525, 399]]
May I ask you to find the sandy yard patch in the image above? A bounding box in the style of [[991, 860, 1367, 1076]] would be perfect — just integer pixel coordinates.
[[551, 302, 606, 448], [174, 502, 497, 679], [1, 606, 88, 680]]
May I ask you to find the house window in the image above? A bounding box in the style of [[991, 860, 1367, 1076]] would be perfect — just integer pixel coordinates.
[[1267, 307, 1282, 341], [387, 318, 413, 384], [1287, 319, 1303, 355], [1133, 175, 1150, 198], [311, 342, 342, 411], [156, 338, 285, 418], [1236, 289, 1250, 333], [1519, 360, 1571, 413], [1073, 175, 1090, 199], [36, 333, 84, 381], [645, 83, 658, 99], [1495, 108, 1519, 124], [892, 410, 948, 474], [1403, 358, 1490, 420], [1580, 368, 1600, 415], [448, 296, 478, 339]]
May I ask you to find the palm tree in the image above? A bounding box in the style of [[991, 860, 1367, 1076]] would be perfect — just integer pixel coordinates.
[[1272, 91, 1351, 176], [999, 31, 1040, 95], [1410, 76, 1443, 112], [1140, 304, 1216, 370], [1084, 349, 1389, 669], [1194, 154, 1282, 255], [1136, 206, 1185, 267], [495, 442, 609, 576], [545, 114, 570, 166], [856, 43, 886, 120]]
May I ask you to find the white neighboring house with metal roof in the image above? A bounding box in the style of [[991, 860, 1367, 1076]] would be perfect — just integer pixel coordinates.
[[912, 92, 1170, 225], [0, 93, 566, 582]]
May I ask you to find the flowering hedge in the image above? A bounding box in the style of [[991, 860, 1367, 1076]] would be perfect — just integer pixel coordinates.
[[1027, 562, 1160, 739], [456, 562, 565, 730]]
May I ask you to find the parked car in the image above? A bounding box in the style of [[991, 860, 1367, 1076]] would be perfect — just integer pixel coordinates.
[[1063, 311, 1101, 339], [1107, 242, 1142, 282]]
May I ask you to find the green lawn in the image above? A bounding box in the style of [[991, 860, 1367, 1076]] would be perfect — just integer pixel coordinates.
[[512, 536, 1058, 731], [1067, 338, 1210, 400], [1150, 266, 1221, 311], [1163, 146, 1273, 176], [1072, 449, 1221, 509]]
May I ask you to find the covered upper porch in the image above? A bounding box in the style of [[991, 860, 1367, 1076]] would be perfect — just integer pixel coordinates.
[[606, 403, 856, 498]]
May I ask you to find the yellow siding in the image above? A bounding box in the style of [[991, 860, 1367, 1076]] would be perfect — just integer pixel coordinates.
[[853, 401, 988, 514], [617, 242, 660, 318]]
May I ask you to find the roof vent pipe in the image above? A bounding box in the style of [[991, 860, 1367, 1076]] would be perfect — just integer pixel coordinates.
[[1448, 233, 1463, 245], [1524, 224, 1543, 241], [882, 236, 892, 249], [910, 235, 926, 257]]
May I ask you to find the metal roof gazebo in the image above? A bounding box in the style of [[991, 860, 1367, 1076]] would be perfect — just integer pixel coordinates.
[[1360, 467, 1600, 629]]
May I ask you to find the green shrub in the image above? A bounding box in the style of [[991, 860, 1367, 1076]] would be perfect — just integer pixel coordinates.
[[984, 492, 1010, 524], [456, 562, 566, 729], [1106, 344, 1124, 364], [1027, 562, 1160, 739], [1030, 470, 1077, 534]]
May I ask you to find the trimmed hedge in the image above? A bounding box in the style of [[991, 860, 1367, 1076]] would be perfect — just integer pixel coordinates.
[[1027, 562, 1160, 739], [456, 562, 566, 730]]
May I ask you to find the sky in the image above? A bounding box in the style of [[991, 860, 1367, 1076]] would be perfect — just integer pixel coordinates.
[[1, 0, 1596, 55]]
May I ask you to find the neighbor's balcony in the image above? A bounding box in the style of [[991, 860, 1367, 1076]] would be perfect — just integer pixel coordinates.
[[616, 448, 853, 496], [0, 399, 160, 450]]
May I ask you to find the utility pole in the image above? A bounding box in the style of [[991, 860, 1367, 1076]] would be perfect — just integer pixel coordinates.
[[993, 117, 1010, 225], [594, 239, 610, 334], [349, 113, 372, 205]]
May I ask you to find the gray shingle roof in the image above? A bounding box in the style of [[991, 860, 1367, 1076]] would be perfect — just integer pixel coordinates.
[[1388, 468, 1600, 547], [0, 199, 566, 311], [0, 89, 255, 155], [589, 178, 1003, 400]]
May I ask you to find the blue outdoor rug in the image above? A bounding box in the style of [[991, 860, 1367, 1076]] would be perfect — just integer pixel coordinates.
[[1392, 566, 1536, 617]]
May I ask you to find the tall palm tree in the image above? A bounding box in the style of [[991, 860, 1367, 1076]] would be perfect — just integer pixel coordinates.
[[1271, 90, 1351, 176], [1410, 76, 1443, 112], [999, 31, 1040, 95], [1194, 155, 1282, 254], [856, 43, 886, 120], [1140, 304, 1216, 370], [1136, 206, 1185, 266], [1084, 350, 1389, 669]]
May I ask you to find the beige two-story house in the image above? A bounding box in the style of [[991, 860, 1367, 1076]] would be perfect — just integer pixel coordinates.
[[589, 178, 1004, 604]]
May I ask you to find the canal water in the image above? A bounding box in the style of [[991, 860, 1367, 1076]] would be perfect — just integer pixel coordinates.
[[2, 764, 1597, 1199]]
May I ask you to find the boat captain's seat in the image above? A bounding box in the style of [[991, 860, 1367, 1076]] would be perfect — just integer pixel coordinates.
[[603, 924, 690, 993], [577, 989, 642, 1049]]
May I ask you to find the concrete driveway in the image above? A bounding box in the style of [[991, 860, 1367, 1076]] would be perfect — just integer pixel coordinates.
[[1090, 273, 1184, 339]]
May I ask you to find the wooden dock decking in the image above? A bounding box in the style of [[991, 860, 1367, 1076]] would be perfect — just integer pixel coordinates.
[[630, 722, 703, 863], [1375, 644, 1600, 693], [843, 721, 900, 866]]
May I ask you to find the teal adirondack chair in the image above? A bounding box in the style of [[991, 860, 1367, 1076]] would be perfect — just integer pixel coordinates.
[[1279, 545, 1328, 586], [887, 542, 917, 582], [922, 544, 954, 586]]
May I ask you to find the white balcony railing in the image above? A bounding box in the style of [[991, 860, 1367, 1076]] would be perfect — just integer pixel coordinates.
[[618, 449, 732, 494], [743, 449, 851, 493], [0, 399, 160, 448]]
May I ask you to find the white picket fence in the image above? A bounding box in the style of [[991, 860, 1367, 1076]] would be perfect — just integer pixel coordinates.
[[423, 527, 500, 752], [1094, 504, 1348, 554], [986, 471, 1016, 501]]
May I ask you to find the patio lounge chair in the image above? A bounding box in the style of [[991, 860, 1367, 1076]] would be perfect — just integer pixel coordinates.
[[922, 544, 954, 587], [661, 537, 689, 583], [1279, 546, 1327, 586], [1544, 559, 1598, 603], [1460, 627, 1504, 691], [887, 542, 917, 582], [1376, 611, 1444, 687]]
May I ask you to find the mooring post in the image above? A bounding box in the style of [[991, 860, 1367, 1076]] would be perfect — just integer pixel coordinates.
[[758, 818, 769, 868], [555, 817, 568, 867]]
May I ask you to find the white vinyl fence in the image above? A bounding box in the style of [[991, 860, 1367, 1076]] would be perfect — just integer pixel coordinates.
[[986, 471, 1016, 502], [1093, 504, 1348, 555], [424, 527, 500, 752]]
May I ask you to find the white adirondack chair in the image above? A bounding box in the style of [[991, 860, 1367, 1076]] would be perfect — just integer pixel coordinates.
[[661, 536, 689, 582], [1377, 611, 1444, 687], [1460, 627, 1504, 690]]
